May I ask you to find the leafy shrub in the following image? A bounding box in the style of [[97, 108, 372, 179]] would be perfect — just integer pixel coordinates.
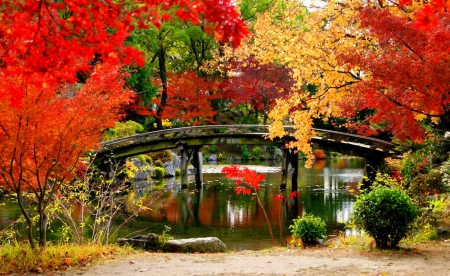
[[152, 167, 165, 179], [289, 214, 327, 246], [149, 150, 173, 164], [351, 186, 417, 249], [409, 170, 447, 205], [209, 145, 218, 153], [175, 168, 181, 176], [313, 149, 327, 159], [103, 120, 144, 141], [239, 145, 251, 160], [154, 159, 164, 168], [251, 146, 265, 160]]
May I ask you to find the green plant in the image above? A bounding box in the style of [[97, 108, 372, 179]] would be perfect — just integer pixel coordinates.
[[351, 186, 417, 249], [251, 146, 265, 160], [209, 145, 218, 154], [239, 145, 251, 160], [158, 225, 174, 247], [409, 170, 447, 205], [103, 120, 144, 141], [152, 167, 165, 179], [289, 213, 326, 246]]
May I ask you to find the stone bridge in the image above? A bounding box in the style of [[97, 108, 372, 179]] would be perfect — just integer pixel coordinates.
[[96, 125, 397, 189]]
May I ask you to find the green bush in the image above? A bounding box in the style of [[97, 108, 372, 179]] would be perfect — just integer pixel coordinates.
[[409, 170, 447, 205], [209, 145, 218, 154], [152, 167, 165, 179], [289, 214, 327, 246], [175, 168, 181, 176], [103, 120, 145, 141], [351, 186, 417, 249], [251, 146, 265, 160], [239, 145, 251, 160]]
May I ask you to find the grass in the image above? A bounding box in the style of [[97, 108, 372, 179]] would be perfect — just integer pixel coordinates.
[[0, 242, 137, 274]]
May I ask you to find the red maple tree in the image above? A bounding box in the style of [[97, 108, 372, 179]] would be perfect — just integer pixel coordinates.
[[339, 8, 450, 142], [152, 71, 220, 126], [0, 0, 248, 108], [222, 56, 294, 125]]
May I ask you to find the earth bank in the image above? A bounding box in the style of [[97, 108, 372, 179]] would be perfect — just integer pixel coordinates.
[[61, 242, 450, 276]]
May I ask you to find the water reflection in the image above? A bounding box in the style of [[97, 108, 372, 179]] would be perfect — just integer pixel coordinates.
[[122, 157, 365, 251]]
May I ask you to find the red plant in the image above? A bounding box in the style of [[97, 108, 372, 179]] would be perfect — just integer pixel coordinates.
[[313, 150, 327, 160], [221, 165, 276, 246]]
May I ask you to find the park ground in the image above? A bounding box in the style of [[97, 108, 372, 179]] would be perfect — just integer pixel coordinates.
[[59, 241, 450, 276]]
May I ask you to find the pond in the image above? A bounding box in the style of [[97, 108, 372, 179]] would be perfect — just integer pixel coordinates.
[[119, 157, 365, 251], [0, 157, 365, 251]]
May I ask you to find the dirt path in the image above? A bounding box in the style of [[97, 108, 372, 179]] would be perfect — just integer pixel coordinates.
[[62, 244, 450, 276]]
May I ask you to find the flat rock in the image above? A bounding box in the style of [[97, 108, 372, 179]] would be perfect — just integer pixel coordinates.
[[163, 237, 227, 253]]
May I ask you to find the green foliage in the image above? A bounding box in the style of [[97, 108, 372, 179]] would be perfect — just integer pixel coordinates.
[[209, 145, 218, 154], [135, 154, 152, 165], [251, 146, 265, 160], [158, 225, 174, 246], [266, 145, 276, 154], [152, 167, 165, 179], [103, 120, 144, 141], [239, 145, 251, 160], [149, 150, 173, 164], [289, 214, 327, 246], [351, 186, 417, 249], [175, 168, 181, 176]]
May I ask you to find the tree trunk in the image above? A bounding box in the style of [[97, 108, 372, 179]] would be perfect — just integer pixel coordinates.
[[17, 192, 36, 249], [155, 46, 167, 130]]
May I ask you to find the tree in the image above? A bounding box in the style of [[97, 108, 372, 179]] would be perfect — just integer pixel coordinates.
[[152, 71, 219, 125], [231, 0, 424, 166], [0, 0, 248, 248], [338, 8, 450, 142], [222, 56, 294, 125], [0, 0, 248, 108], [0, 63, 132, 248]]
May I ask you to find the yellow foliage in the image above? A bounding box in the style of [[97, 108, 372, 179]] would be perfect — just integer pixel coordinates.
[[228, 0, 425, 166]]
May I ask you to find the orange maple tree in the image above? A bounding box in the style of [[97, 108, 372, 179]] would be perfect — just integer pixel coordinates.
[[0, 63, 132, 247], [152, 71, 219, 126]]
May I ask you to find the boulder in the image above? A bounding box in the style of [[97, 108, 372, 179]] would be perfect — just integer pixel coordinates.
[[207, 154, 218, 162], [172, 152, 181, 169], [116, 233, 160, 250], [163, 237, 227, 253], [164, 161, 176, 177], [437, 226, 450, 239]]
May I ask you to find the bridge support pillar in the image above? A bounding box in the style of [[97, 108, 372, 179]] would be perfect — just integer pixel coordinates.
[[281, 146, 299, 191], [177, 141, 204, 189]]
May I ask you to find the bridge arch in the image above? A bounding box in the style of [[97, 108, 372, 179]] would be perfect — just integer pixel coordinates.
[[96, 125, 397, 189]]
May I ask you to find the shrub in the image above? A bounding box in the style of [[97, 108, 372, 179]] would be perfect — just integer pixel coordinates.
[[251, 146, 265, 160], [289, 214, 327, 246], [152, 167, 165, 179], [313, 149, 327, 159], [175, 168, 181, 176], [239, 145, 251, 160], [409, 170, 447, 205], [154, 159, 164, 168], [209, 145, 218, 153], [351, 186, 417, 249], [149, 150, 173, 164], [103, 120, 144, 141]]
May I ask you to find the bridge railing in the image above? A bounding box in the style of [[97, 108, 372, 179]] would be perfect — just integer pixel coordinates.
[[100, 124, 395, 154]]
